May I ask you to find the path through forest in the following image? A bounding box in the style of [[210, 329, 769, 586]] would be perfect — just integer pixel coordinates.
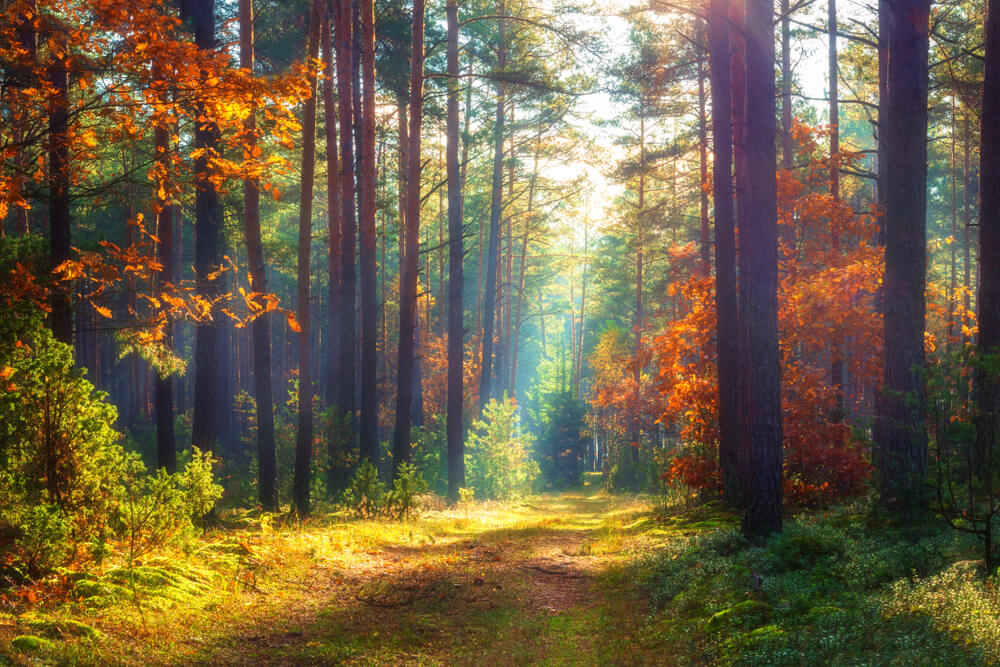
[[186, 474, 672, 665]]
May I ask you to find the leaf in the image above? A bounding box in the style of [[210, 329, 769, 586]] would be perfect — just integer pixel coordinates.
[[91, 301, 113, 319], [286, 311, 301, 333]]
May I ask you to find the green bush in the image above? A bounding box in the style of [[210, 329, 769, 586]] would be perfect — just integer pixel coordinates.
[[113, 448, 223, 562], [466, 396, 539, 502], [0, 305, 223, 583], [387, 462, 427, 519], [341, 460, 387, 518]]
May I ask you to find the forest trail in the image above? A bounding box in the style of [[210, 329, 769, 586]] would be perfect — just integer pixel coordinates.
[[184, 474, 671, 666]]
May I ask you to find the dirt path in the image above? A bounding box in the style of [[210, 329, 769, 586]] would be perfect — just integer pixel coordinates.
[[193, 475, 667, 666]]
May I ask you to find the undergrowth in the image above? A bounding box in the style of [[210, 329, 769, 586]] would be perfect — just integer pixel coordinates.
[[638, 500, 998, 665]]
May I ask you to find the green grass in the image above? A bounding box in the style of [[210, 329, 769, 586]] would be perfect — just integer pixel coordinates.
[[4, 479, 1000, 665]]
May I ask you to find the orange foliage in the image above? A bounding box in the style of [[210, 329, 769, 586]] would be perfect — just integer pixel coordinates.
[[617, 123, 878, 506]]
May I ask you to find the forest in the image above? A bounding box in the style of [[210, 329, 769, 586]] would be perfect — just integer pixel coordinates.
[[0, 0, 999, 662]]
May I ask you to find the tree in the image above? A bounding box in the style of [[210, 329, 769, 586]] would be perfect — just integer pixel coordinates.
[[478, 0, 507, 415], [393, 0, 425, 478], [975, 0, 1000, 483], [446, 0, 466, 502], [878, 0, 931, 516], [293, 0, 321, 518], [358, 0, 378, 465], [239, 0, 277, 510], [184, 0, 224, 456], [740, 0, 783, 538], [334, 0, 358, 478], [709, 0, 739, 506]]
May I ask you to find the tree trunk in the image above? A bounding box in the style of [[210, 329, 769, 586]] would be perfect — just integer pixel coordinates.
[[48, 33, 71, 346], [322, 6, 345, 495], [740, 0, 783, 539], [358, 0, 378, 465], [446, 0, 465, 502], [478, 0, 506, 414], [392, 0, 425, 477], [878, 0, 930, 516], [240, 0, 277, 507], [829, 0, 844, 419], [698, 52, 710, 275], [186, 0, 223, 455], [293, 0, 321, 517], [334, 0, 358, 464], [781, 0, 793, 170], [153, 65, 176, 473], [710, 0, 740, 507], [975, 0, 1000, 486]]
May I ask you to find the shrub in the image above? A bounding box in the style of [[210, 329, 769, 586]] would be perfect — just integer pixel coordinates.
[[386, 462, 427, 519], [466, 396, 539, 501], [0, 309, 223, 582], [341, 460, 387, 518], [112, 448, 223, 562]]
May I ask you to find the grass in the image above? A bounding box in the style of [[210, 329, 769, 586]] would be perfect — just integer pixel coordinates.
[[4, 477, 1000, 665]]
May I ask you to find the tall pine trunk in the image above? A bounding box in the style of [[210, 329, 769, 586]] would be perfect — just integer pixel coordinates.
[[240, 0, 277, 509], [975, 0, 1000, 488], [323, 7, 345, 495], [293, 1, 321, 517], [710, 0, 740, 506], [740, 0, 783, 539], [186, 0, 223, 455], [153, 64, 176, 473], [48, 33, 71, 345], [358, 0, 378, 464], [393, 0, 425, 477], [878, 0, 930, 516], [446, 0, 465, 502], [479, 0, 506, 414], [334, 0, 358, 472]]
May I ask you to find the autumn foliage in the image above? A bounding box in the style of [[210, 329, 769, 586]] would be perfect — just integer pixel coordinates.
[[591, 124, 877, 506]]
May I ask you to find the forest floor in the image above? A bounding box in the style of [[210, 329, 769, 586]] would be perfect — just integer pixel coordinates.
[[0, 473, 697, 666], [7, 475, 999, 665]]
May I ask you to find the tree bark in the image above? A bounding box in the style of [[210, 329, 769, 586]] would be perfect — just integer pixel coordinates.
[[393, 0, 425, 477], [975, 0, 1000, 486], [878, 0, 930, 516], [239, 0, 277, 509], [293, 0, 321, 517], [710, 0, 740, 507], [446, 0, 465, 502], [478, 0, 506, 414], [48, 33, 71, 345], [358, 0, 378, 465], [322, 5, 345, 495], [334, 0, 358, 463], [185, 0, 223, 455], [153, 63, 176, 473], [740, 0, 783, 539]]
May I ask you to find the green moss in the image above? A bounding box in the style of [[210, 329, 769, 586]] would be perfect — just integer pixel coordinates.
[[26, 617, 103, 640], [705, 600, 771, 631], [10, 635, 55, 653]]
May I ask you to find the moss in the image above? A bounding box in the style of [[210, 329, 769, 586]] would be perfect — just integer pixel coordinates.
[[10, 635, 55, 653], [26, 617, 104, 640], [704, 600, 772, 631]]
